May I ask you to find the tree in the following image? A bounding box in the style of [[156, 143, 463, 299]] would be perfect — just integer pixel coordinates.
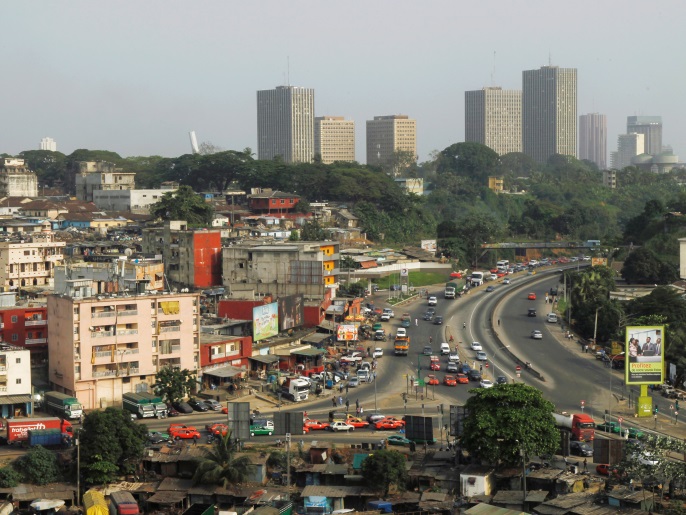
[[461, 383, 558, 466], [300, 220, 328, 241], [436, 142, 499, 183], [149, 185, 214, 226], [361, 449, 408, 497], [15, 446, 59, 485], [621, 247, 678, 285], [193, 432, 254, 487], [79, 408, 148, 485], [154, 366, 197, 404], [458, 212, 502, 268]]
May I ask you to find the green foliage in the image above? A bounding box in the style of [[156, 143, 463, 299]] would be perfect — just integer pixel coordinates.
[[437, 142, 499, 183], [340, 256, 358, 270], [149, 185, 214, 226], [621, 247, 678, 284], [0, 466, 20, 487], [193, 432, 254, 487], [15, 446, 59, 485], [300, 220, 328, 241], [19, 150, 67, 186], [80, 408, 148, 485], [566, 266, 621, 340], [154, 366, 197, 404], [361, 449, 408, 497], [266, 450, 287, 471], [461, 383, 558, 466], [339, 281, 366, 298]]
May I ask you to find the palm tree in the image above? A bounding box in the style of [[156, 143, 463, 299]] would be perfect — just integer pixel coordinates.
[[193, 432, 254, 487]]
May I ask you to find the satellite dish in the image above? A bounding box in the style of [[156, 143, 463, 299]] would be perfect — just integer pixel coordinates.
[[124, 248, 133, 256]]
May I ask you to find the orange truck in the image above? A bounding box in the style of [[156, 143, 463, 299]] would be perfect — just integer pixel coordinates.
[[394, 336, 410, 356]]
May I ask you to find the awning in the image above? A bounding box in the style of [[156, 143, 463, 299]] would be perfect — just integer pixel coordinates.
[[274, 345, 311, 357], [317, 320, 336, 332], [249, 355, 280, 365], [359, 260, 378, 269], [302, 332, 333, 345], [0, 395, 32, 405], [203, 365, 244, 378], [292, 347, 326, 357]]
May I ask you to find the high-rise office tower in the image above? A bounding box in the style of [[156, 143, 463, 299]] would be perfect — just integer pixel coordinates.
[[522, 66, 577, 163], [256, 86, 315, 163], [465, 87, 522, 155], [39, 137, 57, 152], [314, 117, 355, 164], [613, 133, 645, 169], [366, 115, 416, 168], [627, 116, 662, 156], [579, 113, 607, 169]]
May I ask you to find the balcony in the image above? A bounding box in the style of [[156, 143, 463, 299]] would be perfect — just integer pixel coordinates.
[[91, 331, 114, 338], [160, 345, 181, 355], [25, 338, 47, 345], [211, 352, 226, 359], [25, 319, 47, 326], [0, 366, 6, 372], [323, 268, 340, 277], [116, 329, 139, 336], [92, 369, 117, 378], [94, 350, 112, 358], [159, 326, 181, 333], [92, 311, 115, 319], [117, 310, 138, 317]]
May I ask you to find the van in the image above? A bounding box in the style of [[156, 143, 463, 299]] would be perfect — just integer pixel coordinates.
[[547, 313, 558, 323], [357, 369, 371, 383], [440, 342, 451, 355]]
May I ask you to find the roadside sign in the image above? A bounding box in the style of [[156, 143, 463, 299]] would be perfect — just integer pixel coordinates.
[[485, 363, 489, 368], [413, 381, 419, 387], [618, 417, 623, 423], [516, 373, 521, 378], [516, 365, 521, 371], [401, 269, 409, 277], [581, 400, 585, 406]]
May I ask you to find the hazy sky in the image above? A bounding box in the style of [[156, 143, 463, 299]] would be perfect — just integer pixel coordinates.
[[2, 1, 684, 164]]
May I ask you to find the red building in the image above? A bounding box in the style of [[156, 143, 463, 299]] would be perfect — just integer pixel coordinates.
[[0, 305, 48, 363], [248, 190, 300, 215]]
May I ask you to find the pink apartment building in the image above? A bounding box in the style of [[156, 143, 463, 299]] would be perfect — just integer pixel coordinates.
[[47, 291, 200, 410]]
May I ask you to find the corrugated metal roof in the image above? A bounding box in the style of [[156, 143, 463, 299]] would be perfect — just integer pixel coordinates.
[[301, 485, 374, 498], [249, 354, 280, 364], [0, 394, 32, 405], [465, 503, 527, 515]]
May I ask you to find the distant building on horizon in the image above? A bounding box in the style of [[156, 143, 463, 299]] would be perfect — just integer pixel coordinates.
[[314, 116, 355, 164], [522, 65, 577, 163], [257, 86, 315, 163], [465, 87, 522, 155], [613, 133, 644, 169], [627, 116, 662, 156], [579, 113, 607, 169], [39, 137, 57, 152], [366, 115, 416, 170]]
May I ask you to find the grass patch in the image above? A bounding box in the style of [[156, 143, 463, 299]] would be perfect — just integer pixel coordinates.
[[375, 271, 449, 289]]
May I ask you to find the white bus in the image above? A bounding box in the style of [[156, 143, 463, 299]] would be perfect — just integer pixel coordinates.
[[496, 260, 509, 271]]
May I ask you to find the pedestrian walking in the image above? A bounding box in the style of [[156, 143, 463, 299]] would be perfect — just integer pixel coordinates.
[[332, 397, 336, 408], [356, 407, 361, 416], [345, 399, 350, 412], [583, 458, 588, 472], [338, 396, 343, 406], [339, 383, 344, 393], [479, 364, 483, 373], [472, 361, 476, 369], [497, 319, 500, 326], [415, 318, 418, 326], [356, 398, 360, 409], [345, 384, 349, 394]]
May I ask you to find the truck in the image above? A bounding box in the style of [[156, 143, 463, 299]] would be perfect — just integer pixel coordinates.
[[44, 391, 83, 420], [445, 282, 458, 299], [108, 491, 140, 515], [83, 490, 109, 515], [394, 336, 410, 356], [28, 428, 67, 447], [553, 412, 595, 441], [123, 393, 156, 419], [1, 417, 73, 445], [470, 272, 484, 287], [281, 377, 310, 402], [137, 392, 168, 418]]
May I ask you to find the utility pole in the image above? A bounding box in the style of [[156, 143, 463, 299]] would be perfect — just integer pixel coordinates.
[[285, 433, 291, 489]]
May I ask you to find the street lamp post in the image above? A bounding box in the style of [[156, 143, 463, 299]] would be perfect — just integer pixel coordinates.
[[608, 352, 626, 421], [117, 349, 130, 406]]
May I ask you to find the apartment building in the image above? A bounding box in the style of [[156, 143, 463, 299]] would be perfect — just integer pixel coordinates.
[[75, 168, 136, 203], [579, 113, 607, 170], [0, 345, 32, 418], [627, 116, 662, 156], [47, 288, 201, 410], [0, 158, 38, 197], [465, 87, 522, 155], [366, 115, 417, 169], [0, 304, 48, 360], [314, 116, 355, 164]]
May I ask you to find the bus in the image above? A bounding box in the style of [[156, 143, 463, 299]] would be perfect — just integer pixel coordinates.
[[496, 260, 509, 271]]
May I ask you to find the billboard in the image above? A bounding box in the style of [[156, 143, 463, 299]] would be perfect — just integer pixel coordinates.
[[278, 294, 304, 331], [336, 324, 358, 341], [253, 303, 279, 341], [420, 239, 437, 252], [626, 325, 664, 385], [591, 257, 607, 266]]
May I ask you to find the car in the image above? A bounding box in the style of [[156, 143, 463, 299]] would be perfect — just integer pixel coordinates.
[[372, 348, 384, 358], [427, 307, 436, 315], [373, 330, 386, 341], [449, 351, 459, 361], [304, 419, 330, 431], [546, 313, 558, 323], [470, 342, 483, 351], [528, 292, 537, 300], [390, 284, 401, 291], [166, 403, 180, 417], [329, 421, 355, 432], [570, 441, 593, 457], [147, 431, 172, 444], [428, 296, 437, 306], [528, 308, 537, 317], [387, 435, 412, 446], [382, 308, 395, 318], [372, 284, 379, 292], [480, 379, 494, 388], [496, 375, 508, 385], [396, 327, 407, 338], [347, 377, 359, 387], [423, 345, 433, 356], [446, 361, 459, 373], [635, 452, 658, 466], [423, 312, 434, 321], [401, 319, 411, 328], [426, 375, 440, 385], [187, 398, 209, 412], [468, 369, 482, 381], [503, 278, 511, 285], [460, 363, 471, 374], [372, 323, 383, 331], [204, 399, 223, 411], [345, 416, 370, 428], [434, 316, 444, 325], [380, 313, 391, 321], [207, 423, 230, 436], [170, 428, 201, 440], [485, 286, 495, 292], [476, 351, 488, 361], [596, 464, 612, 476], [366, 413, 386, 424], [168, 423, 198, 433], [172, 401, 194, 414], [375, 417, 405, 430], [443, 375, 457, 386], [531, 330, 543, 340], [596, 421, 621, 434], [597, 421, 644, 438], [429, 361, 441, 371], [250, 425, 274, 436], [456, 373, 469, 384]]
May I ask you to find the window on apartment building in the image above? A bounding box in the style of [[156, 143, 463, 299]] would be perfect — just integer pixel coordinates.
[[15, 358, 20, 364], [11, 335, 16, 342], [23, 251, 30, 256], [11, 316, 17, 323], [16, 379, 21, 384]]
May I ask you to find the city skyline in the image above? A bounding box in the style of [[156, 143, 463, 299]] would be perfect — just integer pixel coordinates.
[[1, 1, 684, 164]]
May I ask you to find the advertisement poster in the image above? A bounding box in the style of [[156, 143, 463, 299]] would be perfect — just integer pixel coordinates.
[[591, 257, 607, 267], [253, 303, 279, 341], [625, 325, 664, 385], [336, 324, 358, 341], [278, 294, 304, 330]]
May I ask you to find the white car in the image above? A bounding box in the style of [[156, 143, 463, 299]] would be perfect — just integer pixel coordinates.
[[480, 379, 494, 388], [449, 351, 460, 362], [380, 313, 391, 321], [372, 348, 384, 358], [476, 351, 488, 361], [503, 278, 511, 284], [531, 330, 543, 340], [470, 342, 483, 351], [329, 421, 355, 432], [428, 296, 437, 306], [635, 452, 658, 466], [382, 308, 395, 318], [396, 328, 407, 338], [340, 355, 363, 364]]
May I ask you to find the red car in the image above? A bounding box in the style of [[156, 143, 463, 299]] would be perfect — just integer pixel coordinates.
[[528, 292, 537, 300], [596, 464, 622, 478], [304, 419, 330, 431], [168, 423, 197, 433], [345, 416, 370, 428], [427, 374, 440, 385], [456, 373, 469, 384], [490, 268, 499, 274], [206, 423, 229, 436], [170, 428, 201, 440], [430, 361, 441, 371], [221, 407, 229, 414], [375, 417, 405, 430], [450, 272, 462, 278], [443, 375, 457, 386]]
